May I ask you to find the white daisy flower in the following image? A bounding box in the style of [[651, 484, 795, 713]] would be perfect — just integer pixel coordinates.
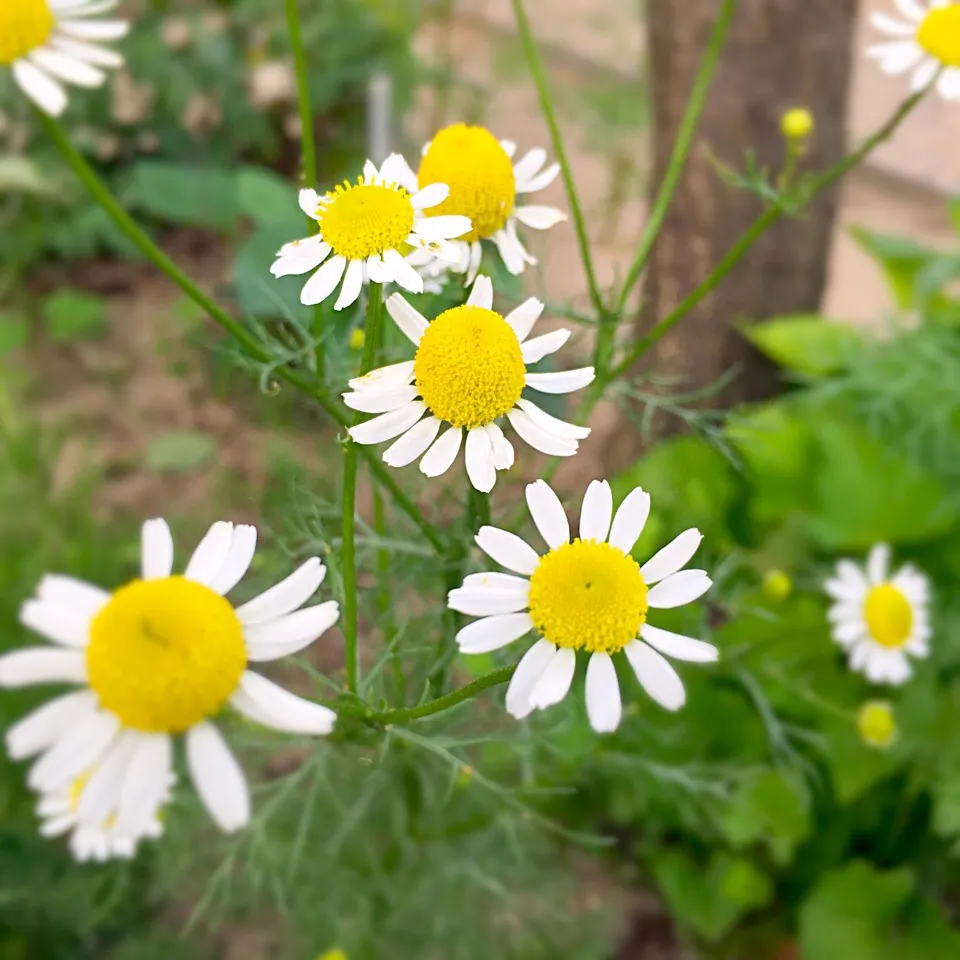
[[342, 276, 594, 492], [1, 0, 129, 117], [269, 154, 472, 311], [394, 123, 566, 284], [448, 479, 717, 732], [36, 770, 174, 863], [825, 543, 931, 685], [868, 0, 960, 101], [0, 519, 339, 837]]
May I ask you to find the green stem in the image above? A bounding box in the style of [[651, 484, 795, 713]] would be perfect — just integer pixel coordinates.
[[38, 110, 451, 559], [342, 284, 385, 693], [611, 0, 737, 320], [373, 667, 515, 724], [511, 0, 605, 320], [284, 0, 325, 380]]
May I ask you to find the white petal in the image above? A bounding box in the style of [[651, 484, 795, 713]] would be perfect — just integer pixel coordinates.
[[0, 648, 87, 687], [298, 188, 321, 218], [49, 36, 123, 68], [383, 416, 442, 467], [512, 147, 547, 184], [208, 525, 257, 596], [500, 139, 517, 158], [410, 182, 448, 209], [466, 242, 483, 283], [37, 575, 108, 617], [640, 624, 718, 663], [580, 480, 613, 542], [526, 368, 596, 394], [647, 570, 712, 608], [19, 600, 90, 648], [349, 401, 426, 445], [526, 479, 569, 549], [506, 407, 578, 457], [894, 0, 928, 22], [639, 529, 703, 584], [12, 59, 68, 116], [447, 584, 530, 617], [184, 521, 234, 587], [513, 205, 566, 230], [521, 328, 571, 364], [28, 709, 119, 792], [386, 292, 429, 344], [301, 254, 346, 305], [6, 690, 98, 760], [271, 236, 331, 277], [870, 12, 919, 36], [516, 162, 560, 194], [348, 359, 415, 391], [528, 647, 577, 709], [833, 619, 866, 647], [465, 426, 496, 492], [236, 557, 326, 625], [75, 729, 140, 826], [506, 639, 556, 719], [379, 152, 415, 188], [607, 487, 651, 554], [420, 426, 463, 478], [515, 398, 590, 440], [343, 383, 419, 414], [230, 671, 336, 735], [494, 225, 528, 275], [58, 19, 129, 41], [141, 518, 174, 580], [28, 48, 104, 87], [456, 613, 534, 654], [910, 55, 939, 91], [467, 274, 493, 309], [867, 544, 891, 585], [415, 215, 473, 241], [186, 723, 250, 833], [504, 298, 544, 341], [112, 734, 172, 836], [243, 601, 340, 662], [383, 248, 424, 294], [462, 572, 531, 590], [486, 422, 515, 470], [367, 253, 390, 283], [624, 640, 686, 710], [475, 526, 541, 575], [334, 258, 364, 310], [586, 652, 622, 733]]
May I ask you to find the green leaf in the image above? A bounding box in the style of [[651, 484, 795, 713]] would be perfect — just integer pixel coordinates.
[[40, 291, 107, 342], [851, 227, 941, 310], [820, 716, 902, 804], [237, 167, 300, 224], [0, 156, 55, 196], [931, 762, 960, 841], [122, 162, 239, 231], [743, 315, 863, 377], [716, 769, 810, 864], [233, 223, 309, 320], [799, 861, 914, 960], [146, 431, 217, 473], [891, 899, 960, 959], [0, 314, 28, 353]]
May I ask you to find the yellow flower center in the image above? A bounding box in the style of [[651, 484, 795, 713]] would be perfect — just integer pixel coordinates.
[[418, 124, 515, 242], [86, 576, 246, 733], [917, 5, 960, 67], [0, 0, 55, 65], [527, 540, 648, 654], [315, 177, 415, 261], [414, 304, 526, 428], [857, 701, 897, 749], [863, 583, 913, 649]]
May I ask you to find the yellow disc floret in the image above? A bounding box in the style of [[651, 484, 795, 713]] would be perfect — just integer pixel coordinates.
[[418, 124, 515, 242], [315, 177, 415, 261], [528, 540, 648, 654], [863, 583, 913, 649], [0, 0, 55, 65], [917, 5, 960, 67], [87, 576, 246, 733], [414, 304, 526, 428], [857, 700, 897, 749]]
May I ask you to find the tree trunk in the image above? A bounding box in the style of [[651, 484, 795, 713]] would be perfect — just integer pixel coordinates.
[[598, 0, 857, 471]]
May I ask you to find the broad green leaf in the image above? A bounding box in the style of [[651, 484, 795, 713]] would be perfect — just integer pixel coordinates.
[[122, 162, 239, 230], [890, 898, 960, 959], [233, 224, 309, 320], [237, 167, 299, 224], [820, 716, 903, 804], [742, 315, 863, 377], [41, 291, 107, 342], [799, 861, 914, 960], [146, 431, 217, 473], [0, 156, 54, 196], [851, 227, 941, 310]]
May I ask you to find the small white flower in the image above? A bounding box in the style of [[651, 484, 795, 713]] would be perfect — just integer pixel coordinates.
[[270, 154, 472, 311], [0, 0, 129, 116], [394, 123, 566, 284], [342, 276, 594, 492], [825, 543, 931, 685], [868, 0, 960, 102], [1, 519, 339, 838], [448, 479, 717, 732]]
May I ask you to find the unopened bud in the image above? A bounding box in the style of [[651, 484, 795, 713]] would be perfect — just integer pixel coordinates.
[[857, 701, 897, 749], [780, 108, 814, 141], [763, 569, 792, 602]]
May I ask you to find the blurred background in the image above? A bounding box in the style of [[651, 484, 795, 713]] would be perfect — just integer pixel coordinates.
[[3, 0, 960, 957]]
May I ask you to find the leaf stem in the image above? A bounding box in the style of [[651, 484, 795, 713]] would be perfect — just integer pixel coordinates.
[[373, 667, 515, 724]]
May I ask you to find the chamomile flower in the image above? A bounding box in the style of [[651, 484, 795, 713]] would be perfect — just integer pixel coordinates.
[[342, 276, 594, 492], [394, 123, 566, 283], [868, 0, 960, 101], [825, 543, 931, 685], [1, 0, 128, 116], [0, 520, 339, 837], [270, 154, 472, 311], [36, 770, 174, 862], [449, 480, 717, 732]]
